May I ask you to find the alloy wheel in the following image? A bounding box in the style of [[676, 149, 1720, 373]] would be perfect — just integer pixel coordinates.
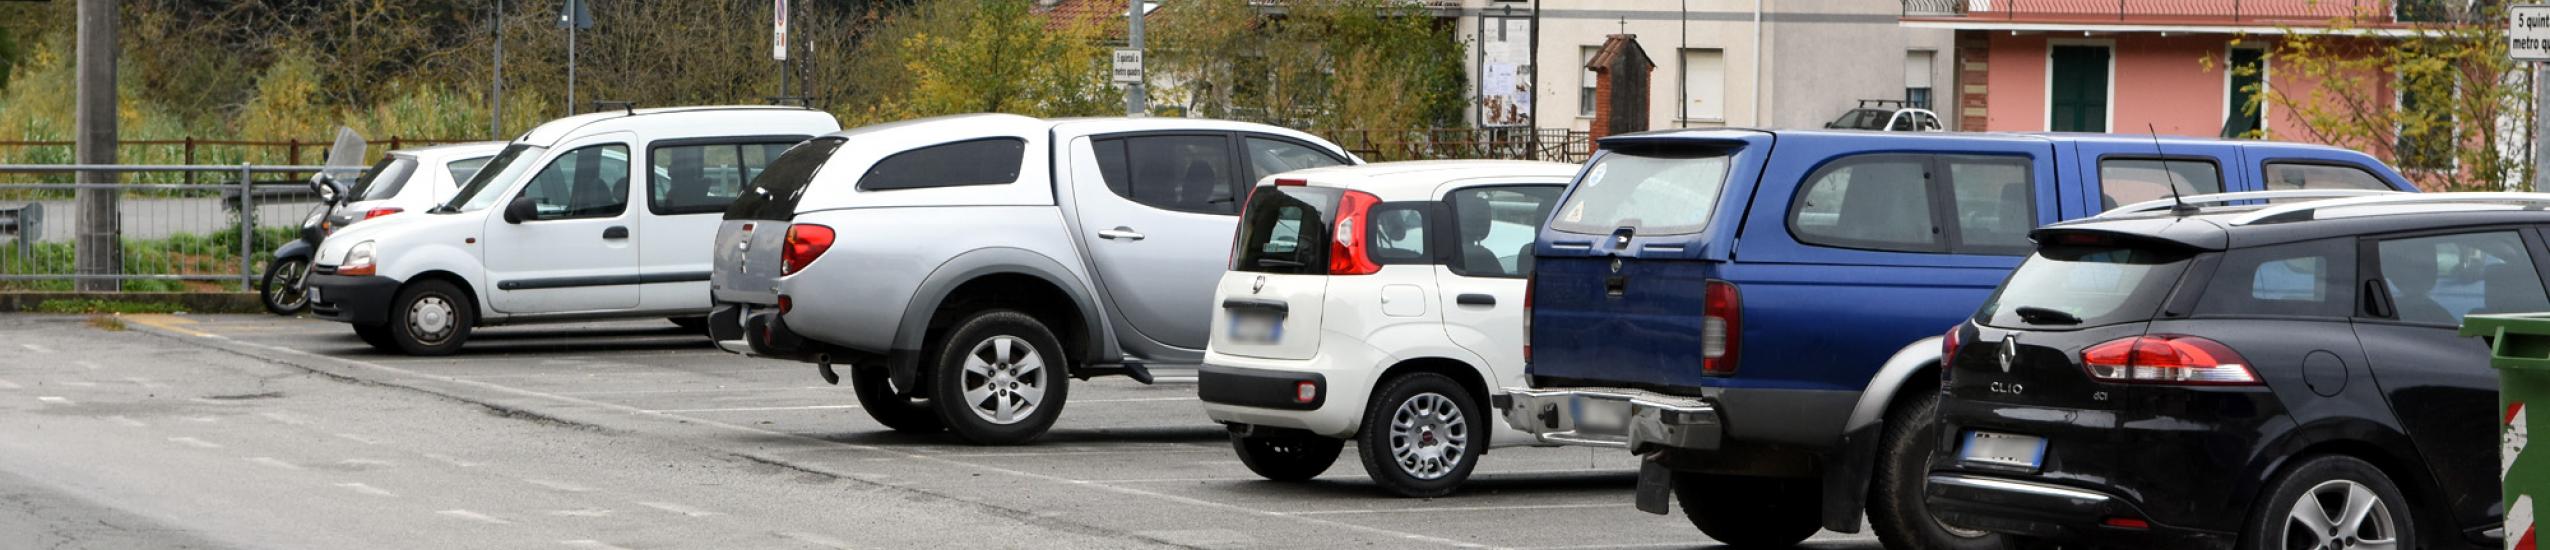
[[2279, 479, 2398, 550], [959, 335, 1045, 425], [1387, 392, 1469, 480]]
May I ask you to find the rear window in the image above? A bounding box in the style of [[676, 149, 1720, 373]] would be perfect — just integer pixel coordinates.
[[1550, 148, 1730, 235], [1976, 244, 2194, 328], [725, 137, 846, 220], [1231, 186, 1337, 275], [351, 157, 420, 201], [2098, 158, 2222, 209], [2195, 239, 2355, 318], [858, 138, 1026, 191]]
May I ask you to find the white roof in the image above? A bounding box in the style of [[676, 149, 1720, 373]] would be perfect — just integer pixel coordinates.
[[1266, 160, 1580, 198], [392, 141, 506, 161], [513, 105, 832, 146]]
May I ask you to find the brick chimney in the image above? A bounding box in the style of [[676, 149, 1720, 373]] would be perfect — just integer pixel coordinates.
[[1586, 34, 1655, 145]]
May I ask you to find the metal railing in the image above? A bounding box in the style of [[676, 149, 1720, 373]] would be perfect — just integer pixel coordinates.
[[1330, 127, 1594, 163], [0, 163, 338, 292], [1901, 0, 2411, 24], [0, 137, 475, 185]]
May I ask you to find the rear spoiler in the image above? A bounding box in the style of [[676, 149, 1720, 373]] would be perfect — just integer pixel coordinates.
[[2030, 220, 2227, 252]]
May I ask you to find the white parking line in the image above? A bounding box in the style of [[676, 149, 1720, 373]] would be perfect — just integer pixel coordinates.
[[550, 508, 615, 518], [636, 501, 719, 517], [436, 509, 511, 524], [557, 386, 834, 396], [56, 381, 96, 387], [335, 482, 397, 497], [936, 448, 1224, 458], [524, 478, 596, 493], [0, 378, 18, 389], [422, 453, 484, 468], [167, 437, 220, 449], [332, 433, 387, 445], [644, 396, 1197, 414], [559, 540, 633, 550], [337, 458, 395, 468], [247, 457, 303, 470], [1289, 503, 1626, 515], [123, 377, 166, 389], [35, 396, 69, 405], [259, 411, 313, 426], [20, 344, 51, 353], [775, 531, 858, 549], [107, 416, 146, 427]]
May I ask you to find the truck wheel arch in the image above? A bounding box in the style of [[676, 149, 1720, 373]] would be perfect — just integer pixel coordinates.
[[891, 247, 1110, 391]]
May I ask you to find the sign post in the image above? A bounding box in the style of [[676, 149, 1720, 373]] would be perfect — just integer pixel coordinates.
[[774, 0, 789, 101], [558, 0, 593, 116], [1123, 0, 1145, 116], [2516, 4, 2550, 191]]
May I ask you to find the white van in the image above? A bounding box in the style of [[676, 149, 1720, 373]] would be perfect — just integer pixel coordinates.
[[304, 106, 841, 355]]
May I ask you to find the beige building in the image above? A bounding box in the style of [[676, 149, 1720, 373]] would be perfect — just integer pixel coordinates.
[[1453, 0, 1957, 132]]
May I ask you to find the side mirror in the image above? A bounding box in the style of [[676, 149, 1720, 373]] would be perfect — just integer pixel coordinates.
[[503, 195, 538, 224]]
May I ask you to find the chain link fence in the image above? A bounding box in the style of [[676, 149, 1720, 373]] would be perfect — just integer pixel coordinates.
[[0, 164, 334, 292]]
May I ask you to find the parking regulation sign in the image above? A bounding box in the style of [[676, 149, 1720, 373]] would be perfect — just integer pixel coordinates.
[[2515, 4, 2550, 61], [1112, 49, 1143, 84]]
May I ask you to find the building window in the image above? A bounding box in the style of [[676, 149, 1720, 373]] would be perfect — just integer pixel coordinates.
[[1904, 50, 1936, 111], [1681, 49, 1726, 121], [2048, 45, 2111, 133], [1580, 46, 1600, 117], [2224, 48, 2266, 138]]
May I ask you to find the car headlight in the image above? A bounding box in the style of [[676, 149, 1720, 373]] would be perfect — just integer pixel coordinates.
[[340, 241, 378, 276]]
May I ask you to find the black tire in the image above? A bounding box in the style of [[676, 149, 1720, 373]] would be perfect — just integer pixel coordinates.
[[1355, 372, 1487, 498], [2243, 455, 2415, 550], [668, 316, 708, 334], [353, 323, 399, 352], [1675, 473, 1822, 548], [851, 364, 945, 433], [1870, 389, 2017, 550], [925, 310, 1069, 445], [385, 279, 472, 356], [1231, 430, 1344, 481], [260, 256, 311, 316]]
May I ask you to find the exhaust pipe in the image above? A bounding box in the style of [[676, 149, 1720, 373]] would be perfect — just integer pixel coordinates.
[[816, 354, 840, 385]]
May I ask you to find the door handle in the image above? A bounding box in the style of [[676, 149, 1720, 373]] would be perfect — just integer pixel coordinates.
[[1097, 227, 1145, 241], [603, 226, 629, 240], [1456, 293, 1496, 307]]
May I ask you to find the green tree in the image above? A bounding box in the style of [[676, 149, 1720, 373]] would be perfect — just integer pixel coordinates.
[[1150, 0, 1466, 133], [852, 0, 1115, 123], [2243, 4, 2533, 191]]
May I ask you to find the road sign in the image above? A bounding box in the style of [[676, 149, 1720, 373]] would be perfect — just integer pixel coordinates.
[[557, 0, 593, 30], [1112, 49, 1143, 84], [2515, 4, 2550, 61], [773, 0, 789, 61]]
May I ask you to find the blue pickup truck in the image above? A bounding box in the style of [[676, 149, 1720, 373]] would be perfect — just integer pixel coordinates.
[[1499, 129, 2417, 549]]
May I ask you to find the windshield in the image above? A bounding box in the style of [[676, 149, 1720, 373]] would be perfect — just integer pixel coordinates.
[[350, 157, 419, 202], [1549, 149, 1731, 235], [1976, 244, 2195, 328], [444, 144, 546, 212]]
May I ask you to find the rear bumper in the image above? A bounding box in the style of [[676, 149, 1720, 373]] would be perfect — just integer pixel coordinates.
[[1500, 387, 1721, 452], [1198, 364, 1325, 411], [708, 301, 817, 361], [1925, 473, 2228, 548], [307, 273, 400, 326]]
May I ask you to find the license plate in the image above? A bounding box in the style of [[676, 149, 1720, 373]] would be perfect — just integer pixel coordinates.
[[306, 287, 322, 303], [1959, 430, 2047, 470], [1226, 311, 1283, 344]]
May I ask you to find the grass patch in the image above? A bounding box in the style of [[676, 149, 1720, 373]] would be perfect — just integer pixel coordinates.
[[35, 299, 188, 314], [85, 314, 126, 331]]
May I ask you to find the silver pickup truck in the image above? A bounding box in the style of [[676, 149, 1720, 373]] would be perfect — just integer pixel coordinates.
[[708, 114, 1356, 444]]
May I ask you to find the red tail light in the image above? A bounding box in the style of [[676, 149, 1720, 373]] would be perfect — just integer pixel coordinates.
[[782, 224, 835, 276], [1274, 178, 1308, 186], [1522, 272, 1536, 363], [2080, 334, 2256, 385], [1701, 280, 1741, 376], [361, 207, 404, 221], [1327, 190, 1383, 276], [1941, 326, 1963, 383]]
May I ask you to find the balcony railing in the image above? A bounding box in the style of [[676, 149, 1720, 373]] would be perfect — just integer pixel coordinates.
[[1901, 0, 2462, 26]]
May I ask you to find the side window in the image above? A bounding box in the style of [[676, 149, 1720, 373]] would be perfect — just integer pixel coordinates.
[[2097, 158, 2223, 209], [1791, 155, 1939, 252], [519, 144, 630, 220], [1449, 186, 1564, 278], [2373, 231, 2549, 325], [1945, 156, 2034, 254], [1244, 137, 1347, 182], [1098, 134, 1238, 214], [650, 141, 798, 216], [2197, 239, 2355, 318], [445, 157, 492, 189], [858, 138, 1026, 191], [1366, 204, 1429, 264], [2264, 162, 2390, 192]]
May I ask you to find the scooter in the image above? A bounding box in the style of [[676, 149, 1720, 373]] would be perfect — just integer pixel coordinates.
[[260, 128, 367, 316]]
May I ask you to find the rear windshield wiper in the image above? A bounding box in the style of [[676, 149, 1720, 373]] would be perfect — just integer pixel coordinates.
[[2013, 306, 2083, 326]]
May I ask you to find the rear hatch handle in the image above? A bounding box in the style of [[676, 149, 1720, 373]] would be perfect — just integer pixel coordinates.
[[1221, 298, 1288, 313]]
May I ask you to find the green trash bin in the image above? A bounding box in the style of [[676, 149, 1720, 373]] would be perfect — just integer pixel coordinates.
[[2461, 312, 2550, 550]]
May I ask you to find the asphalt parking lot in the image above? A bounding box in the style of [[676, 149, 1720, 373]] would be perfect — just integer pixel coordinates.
[[0, 313, 1883, 549]]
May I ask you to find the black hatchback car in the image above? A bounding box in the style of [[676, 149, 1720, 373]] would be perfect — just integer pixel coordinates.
[[1927, 191, 2535, 549]]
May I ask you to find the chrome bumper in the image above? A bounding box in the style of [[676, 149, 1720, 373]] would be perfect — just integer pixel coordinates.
[[1501, 387, 1722, 451]]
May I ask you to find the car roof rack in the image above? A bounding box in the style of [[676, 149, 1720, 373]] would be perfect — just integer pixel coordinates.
[[1855, 99, 1912, 109], [2093, 189, 2402, 219], [2228, 192, 2550, 226]]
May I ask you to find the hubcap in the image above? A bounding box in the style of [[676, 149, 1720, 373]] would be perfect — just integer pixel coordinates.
[[2279, 479, 2397, 550], [1387, 392, 1468, 480], [408, 295, 456, 344], [959, 335, 1045, 425]]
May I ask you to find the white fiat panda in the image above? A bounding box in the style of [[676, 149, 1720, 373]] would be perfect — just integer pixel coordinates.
[[1199, 160, 1576, 497], [305, 106, 840, 355]]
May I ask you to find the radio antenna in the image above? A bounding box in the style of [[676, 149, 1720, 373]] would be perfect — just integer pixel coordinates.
[[2148, 124, 2196, 215]]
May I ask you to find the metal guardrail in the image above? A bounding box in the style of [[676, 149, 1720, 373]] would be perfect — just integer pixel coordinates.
[[0, 163, 342, 292]]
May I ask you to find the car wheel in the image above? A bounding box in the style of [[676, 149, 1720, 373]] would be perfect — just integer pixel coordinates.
[[353, 323, 399, 352], [926, 310, 1069, 445], [1676, 473, 1822, 548], [1356, 372, 1485, 498], [259, 256, 311, 316], [667, 316, 708, 335], [1870, 388, 2015, 550], [1231, 430, 1343, 481], [2245, 455, 2414, 550], [851, 364, 945, 434], [387, 279, 472, 356]]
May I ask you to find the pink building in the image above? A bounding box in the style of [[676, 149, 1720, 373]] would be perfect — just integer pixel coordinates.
[[1900, 0, 2430, 145]]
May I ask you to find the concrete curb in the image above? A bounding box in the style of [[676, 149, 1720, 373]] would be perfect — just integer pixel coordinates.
[[0, 292, 267, 314]]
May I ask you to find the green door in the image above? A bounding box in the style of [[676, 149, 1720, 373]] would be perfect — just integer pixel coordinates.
[[2048, 45, 2110, 133]]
